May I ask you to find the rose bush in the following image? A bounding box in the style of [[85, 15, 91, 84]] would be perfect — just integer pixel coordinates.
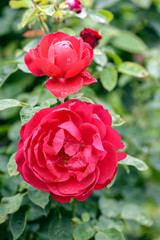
[[80, 28, 102, 49], [15, 100, 126, 203], [25, 32, 96, 98], [66, 0, 82, 13]]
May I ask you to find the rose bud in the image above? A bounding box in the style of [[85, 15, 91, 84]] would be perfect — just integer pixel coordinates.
[[66, 0, 82, 13], [80, 28, 102, 49], [24, 32, 96, 98], [15, 99, 126, 203]]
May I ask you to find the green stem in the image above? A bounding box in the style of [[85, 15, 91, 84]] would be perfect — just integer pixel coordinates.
[[71, 198, 76, 218], [31, 0, 49, 34]]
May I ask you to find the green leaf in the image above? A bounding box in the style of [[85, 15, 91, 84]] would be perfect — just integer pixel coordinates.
[[97, 10, 114, 22], [0, 194, 23, 224], [18, 62, 31, 73], [81, 212, 90, 223], [95, 228, 125, 240], [88, 11, 107, 24], [119, 155, 148, 171], [20, 8, 38, 29], [53, 11, 63, 19], [7, 153, 19, 177], [23, 40, 38, 52], [112, 31, 147, 53], [78, 97, 94, 104], [94, 49, 107, 67], [0, 99, 29, 111], [9, 207, 27, 240], [110, 112, 126, 127], [20, 106, 41, 124], [105, 51, 122, 66], [28, 186, 50, 209], [118, 62, 149, 78], [99, 198, 120, 218], [48, 215, 73, 240], [9, 0, 31, 9], [95, 216, 123, 232], [0, 64, 18, 87], [38, 5, 55, 16], [100, 66, 118, 91], [40, 98, 57, 108], [121, 203, 153, 226], [73, 223, 95, 240]]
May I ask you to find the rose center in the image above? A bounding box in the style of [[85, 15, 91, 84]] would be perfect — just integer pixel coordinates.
[[54, 40, 74, 50]]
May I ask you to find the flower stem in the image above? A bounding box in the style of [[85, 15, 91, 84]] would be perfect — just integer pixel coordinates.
[[31, 0, 49, 34], [71, 198, 76, 218]]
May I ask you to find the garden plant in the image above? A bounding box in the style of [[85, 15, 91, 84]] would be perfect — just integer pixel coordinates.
[[0, 0, 160, 240]]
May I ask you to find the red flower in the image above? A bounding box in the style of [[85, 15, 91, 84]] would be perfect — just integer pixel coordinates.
[[66, 0, 82, 13], [80, 28, 102, 49], [24, 32, 96, 98], [16, 100, 126, 203]]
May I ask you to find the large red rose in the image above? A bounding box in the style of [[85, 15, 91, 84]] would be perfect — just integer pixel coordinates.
[[24, 32, 96, 98], [15, 100, 126, 203]]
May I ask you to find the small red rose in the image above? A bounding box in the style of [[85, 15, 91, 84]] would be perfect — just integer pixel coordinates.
[[80, 28, 102, 48], [16, 100, 126, 203], [66, 0, 82, 13], [24, 32, 96, 98]]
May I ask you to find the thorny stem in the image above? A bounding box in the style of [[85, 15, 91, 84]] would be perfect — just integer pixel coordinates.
[[31, 0, 49, 34]]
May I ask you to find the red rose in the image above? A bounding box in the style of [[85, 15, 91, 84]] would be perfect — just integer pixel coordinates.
[[80, 28, 102, 49], [24, 32, 96, 98], [16, 100, 126, 203], [66, 0, 82, 13]]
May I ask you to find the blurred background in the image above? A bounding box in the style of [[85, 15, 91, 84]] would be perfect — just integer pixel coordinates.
[[0, 0, 160, 239]]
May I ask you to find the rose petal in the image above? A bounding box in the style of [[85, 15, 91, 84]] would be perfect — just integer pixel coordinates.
[[24, 52, 44, 76], [45, 76, 84, 98], [95, 141, 117, 187], [50, 193, 71, 203], [59, 121, 81, 142], [22, 162, 49, 192], [104, 126, 125, 150], [35, 58, 62, 78], [80, 71, 97, 85]]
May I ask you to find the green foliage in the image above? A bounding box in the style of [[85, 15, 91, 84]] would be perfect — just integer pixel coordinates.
[[121, 203, 153, 226], [118, 62, 149, 78], [7, 152, 19, 177], [0, 194, 23, 224], [73, 223, 95, 240], [9, 207, 28, 240], [119, 155, 148, 171], [48, 215, 73, 240], [100, 65, 117, 91], [95, 228, 125, 240], [28, 186, 50, 209], [0, 99, 29, 111], [112, 31, 147, 54], [0, 64, 18, 87]]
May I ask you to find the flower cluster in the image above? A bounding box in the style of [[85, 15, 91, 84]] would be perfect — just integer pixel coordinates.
[[16, 30, 126, 202]]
